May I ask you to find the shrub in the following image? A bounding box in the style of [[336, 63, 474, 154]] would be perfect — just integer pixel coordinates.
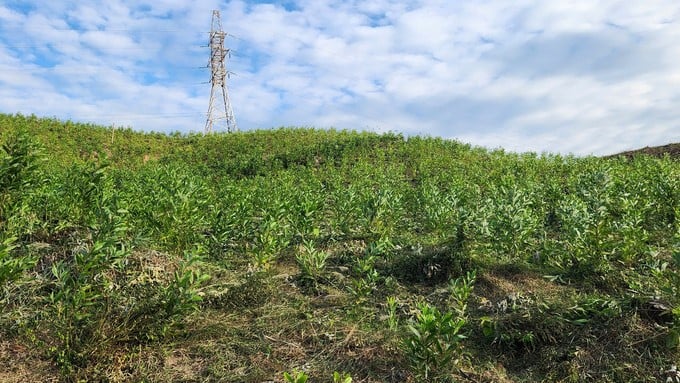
[[296, 239, 329, 287], [403, 303, 466, 382], [0, 236, 35, 287]]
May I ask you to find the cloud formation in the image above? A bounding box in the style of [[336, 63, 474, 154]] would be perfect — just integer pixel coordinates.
[[0, 0, 678, 155]]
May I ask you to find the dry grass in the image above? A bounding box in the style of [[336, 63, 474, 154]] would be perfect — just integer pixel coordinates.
[[1, 230, 678, 382], [1, 249, 678, 382], [0, 341, 58, 383]]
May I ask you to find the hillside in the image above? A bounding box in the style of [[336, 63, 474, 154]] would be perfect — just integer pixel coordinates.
[[1, 114, 679, 382], [608, 143, 680, 160], [0, 113, 421, 173]]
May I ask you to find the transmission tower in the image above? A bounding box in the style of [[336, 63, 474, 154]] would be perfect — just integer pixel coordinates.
[[205, 10, 237, 134]]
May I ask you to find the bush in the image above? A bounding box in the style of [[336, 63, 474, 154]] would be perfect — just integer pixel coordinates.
[[403, 303, 466, 382], [296, 239, 329, 288]]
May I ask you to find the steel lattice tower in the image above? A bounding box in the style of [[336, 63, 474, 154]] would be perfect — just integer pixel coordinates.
[[205, 10, 237, 134]]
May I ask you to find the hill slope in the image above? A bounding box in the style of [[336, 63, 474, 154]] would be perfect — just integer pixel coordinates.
[[1, 114, 679, 382], [608, 143, 680, 160]]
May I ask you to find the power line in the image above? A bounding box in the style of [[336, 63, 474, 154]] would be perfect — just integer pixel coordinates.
[[64, 113, 204, 120], [2, 26, 209, 33], [0, 65, 213, 73], [1, 45, 171, 50]]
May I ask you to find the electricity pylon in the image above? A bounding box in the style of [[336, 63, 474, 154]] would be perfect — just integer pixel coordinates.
[[205, 10, 237, 134]]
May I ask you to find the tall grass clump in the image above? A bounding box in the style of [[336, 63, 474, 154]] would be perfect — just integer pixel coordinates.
[[0, 131, 41, 290]]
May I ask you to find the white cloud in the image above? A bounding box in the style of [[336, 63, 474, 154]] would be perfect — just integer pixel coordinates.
[[0, 0, 678, 155], [80, 31, 138, 52]]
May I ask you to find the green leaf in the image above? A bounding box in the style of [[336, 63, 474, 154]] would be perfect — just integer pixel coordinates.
[[666, 329, 680, 350]]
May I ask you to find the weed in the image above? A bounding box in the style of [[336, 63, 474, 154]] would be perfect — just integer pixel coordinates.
[[386, 296, 399, 332], [251, 218, 290, 271], [347, 249, 380, 306], [296, 239, 329, 287], [0, 236, 35, 286], [403, 303, 466, 382], [282, 370, 352, 383], [449, 270, 476, 317], [333, 371, 353, 383], [283, 370, 308, 383]]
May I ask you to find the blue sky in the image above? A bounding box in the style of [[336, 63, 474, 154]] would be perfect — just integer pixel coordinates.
[[1, 1, 679, 155]]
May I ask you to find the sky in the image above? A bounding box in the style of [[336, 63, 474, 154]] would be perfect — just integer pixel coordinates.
[[1, 1, 679, 156]]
